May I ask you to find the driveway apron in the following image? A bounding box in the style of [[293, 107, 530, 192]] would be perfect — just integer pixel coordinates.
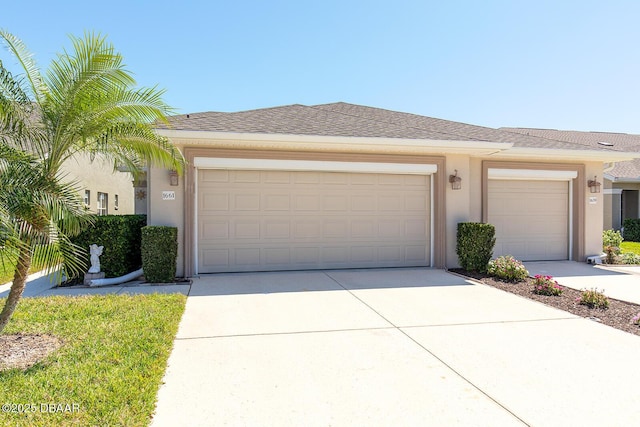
[[151, 268, 640, 427]]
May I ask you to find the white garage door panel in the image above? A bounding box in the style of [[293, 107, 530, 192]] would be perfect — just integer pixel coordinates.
[[488, 180, 569, 261], [198, 169, 430, 273]]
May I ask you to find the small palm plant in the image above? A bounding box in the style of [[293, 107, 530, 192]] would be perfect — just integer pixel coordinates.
[[0, 30, 185, 333]]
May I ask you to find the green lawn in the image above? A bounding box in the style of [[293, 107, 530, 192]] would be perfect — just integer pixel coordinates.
[[0, 258, 13, 285], [621, 241, 640, 255], [1, 247, 54, 285], [0, 293, 186, 426]]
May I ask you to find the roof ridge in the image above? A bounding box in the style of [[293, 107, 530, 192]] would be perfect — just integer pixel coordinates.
[[503, 126, 638, 136], [310, 102, 480, 141]]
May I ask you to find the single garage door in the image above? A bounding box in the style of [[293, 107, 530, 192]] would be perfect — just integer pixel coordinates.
[[197, 169, 430, 273], [488, 180, 569, 261]]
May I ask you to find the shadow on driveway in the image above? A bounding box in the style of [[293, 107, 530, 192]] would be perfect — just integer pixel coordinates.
[[188, 267, 474, 297]]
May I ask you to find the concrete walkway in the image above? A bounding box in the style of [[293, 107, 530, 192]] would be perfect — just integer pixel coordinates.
[[0, 272, 190, 298], [151, 268, 640, 426], [525, 261, 640, 305]]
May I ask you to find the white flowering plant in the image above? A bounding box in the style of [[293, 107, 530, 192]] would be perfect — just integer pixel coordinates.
[[487, 255, 529, 282]]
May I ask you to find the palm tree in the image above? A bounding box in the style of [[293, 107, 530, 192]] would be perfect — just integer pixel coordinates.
[[0, 144, 92, 332], [0, 30, 184, 333]]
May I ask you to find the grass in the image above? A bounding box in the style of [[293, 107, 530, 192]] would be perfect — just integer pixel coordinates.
[[621, 241, 640, 255], [0, 247, 50, 285], [0, 258, 14, 285], [0, 293, 186, 426]]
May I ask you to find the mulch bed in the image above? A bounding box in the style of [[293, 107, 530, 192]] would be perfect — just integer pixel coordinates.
[[450, 269, 640, 337], [0, 334, 63, 371]]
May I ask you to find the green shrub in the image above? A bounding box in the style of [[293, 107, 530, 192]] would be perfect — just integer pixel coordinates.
[[487, 255, 529, 282], [579, 288, 610, 309], [532, 275, 563, 296], [620, 252, 640, 265], [70, 215, 146, 278], [602, 229, 623, 252], [141, 226, 177, 283], [456, 222, 496, 272], [623, 219, 640, 242]]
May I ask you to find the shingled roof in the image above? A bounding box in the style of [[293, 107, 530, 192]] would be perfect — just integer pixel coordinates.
[[161, 102, 619, 152], [503, 127, 640, 180]]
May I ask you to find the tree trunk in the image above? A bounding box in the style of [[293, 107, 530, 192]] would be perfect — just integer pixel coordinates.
[[0, 245, 32, 334]]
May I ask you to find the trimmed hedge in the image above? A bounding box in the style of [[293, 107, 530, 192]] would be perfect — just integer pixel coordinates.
[[141, 226, 177, 283], [70, 215, 146, 278], [623, 219, 640, 242], [456, 222, 496, 272]]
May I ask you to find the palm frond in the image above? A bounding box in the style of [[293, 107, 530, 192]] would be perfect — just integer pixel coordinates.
[[94, 122, 185, 173], [0, 29, 46, 104]]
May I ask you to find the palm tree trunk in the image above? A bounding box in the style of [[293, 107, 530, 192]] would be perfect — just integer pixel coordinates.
[[0, 245, 32, 334]]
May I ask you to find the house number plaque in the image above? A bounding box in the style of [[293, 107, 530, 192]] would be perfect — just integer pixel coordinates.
[[162, 191, 176, 200]]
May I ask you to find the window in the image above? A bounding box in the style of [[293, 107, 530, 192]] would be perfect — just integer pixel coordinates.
[[97, 192, 108, 216], [114, 194, 119, 211], [84, 190, 91, 207]]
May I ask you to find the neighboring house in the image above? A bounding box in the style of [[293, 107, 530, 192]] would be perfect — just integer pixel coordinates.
[[60, 153, 135, 215], [146, 102, 634, 277], [502, 128, 640, 231]]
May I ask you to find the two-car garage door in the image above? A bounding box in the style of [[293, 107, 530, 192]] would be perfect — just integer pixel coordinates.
[[197, 169, 430, 273]]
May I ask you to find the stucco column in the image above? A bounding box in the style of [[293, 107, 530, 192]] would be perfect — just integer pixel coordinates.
[[445, 154, 472, 268]]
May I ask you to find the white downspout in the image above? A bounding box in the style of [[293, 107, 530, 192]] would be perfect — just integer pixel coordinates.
[[90, 268, 144, 287]]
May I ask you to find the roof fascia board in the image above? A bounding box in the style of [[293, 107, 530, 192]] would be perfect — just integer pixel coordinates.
[[157, 129, 512, 154], [607, 176, 640, 183], [485, 147, 637, 162]]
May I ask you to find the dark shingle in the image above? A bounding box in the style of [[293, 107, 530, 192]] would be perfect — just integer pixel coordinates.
[[159, 102, 619, 152], [503, 127, 640, 179]]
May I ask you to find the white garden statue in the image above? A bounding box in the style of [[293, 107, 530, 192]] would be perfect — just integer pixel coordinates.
[[88, 244, 104, 273]]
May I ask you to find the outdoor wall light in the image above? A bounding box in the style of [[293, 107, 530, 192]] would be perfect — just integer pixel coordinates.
[[168, 170, 179, 186], [449, 170, 462, 190], [588, 175, 601, 193]]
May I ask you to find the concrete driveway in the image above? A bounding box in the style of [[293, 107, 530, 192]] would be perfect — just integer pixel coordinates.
[[152, 268, 640, 427], [526, 261, 640, 305]]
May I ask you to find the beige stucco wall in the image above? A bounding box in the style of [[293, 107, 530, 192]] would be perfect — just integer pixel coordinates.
[[61, 153, 134, 214], [584, 161, 605, 256], [603, 193, 613, 231], [444, 154, 471, 268], [147, 165, 186, 277], [149, 144, 607, 277], [468, 158, 484, 223]]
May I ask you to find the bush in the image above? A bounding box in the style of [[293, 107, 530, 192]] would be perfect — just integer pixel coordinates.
[[623, 219, 640, 242], [620, 252, 640, 265], [532, 275, 563, 296], [578, 288, 610, 309], [142, 226, 178, 283], [604, 246, 617, 264], [70, 215, 146, 278], [487, 255, 529, 282], [602, 229, 623, 252], [456, 222, 496, 272]]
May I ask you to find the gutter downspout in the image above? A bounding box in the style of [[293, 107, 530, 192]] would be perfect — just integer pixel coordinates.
[[90, 269, 144, 287]]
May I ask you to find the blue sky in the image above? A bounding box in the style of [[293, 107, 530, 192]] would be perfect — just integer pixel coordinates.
[[3, 1, 640, 133]]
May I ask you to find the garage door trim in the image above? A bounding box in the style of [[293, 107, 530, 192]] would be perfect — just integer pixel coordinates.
[[488, 168, 578, 181], [193, 157, 438, 274], [194, 157, 438, 175]]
